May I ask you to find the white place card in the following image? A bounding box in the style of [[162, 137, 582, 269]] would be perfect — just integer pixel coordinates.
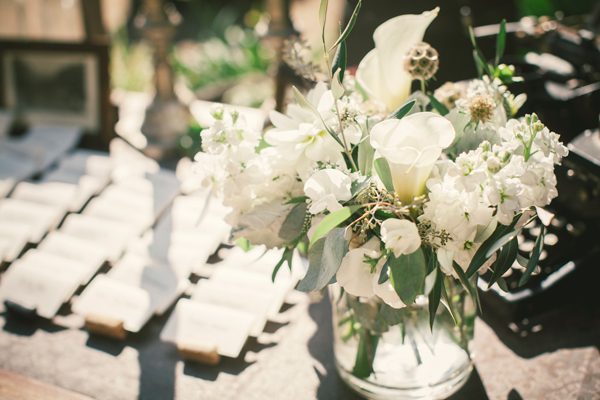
[[83, 196, 154, 235], [160, 299, 256, 358], [191, 279, 273, 337], [171, 195, 207, 231], [0, 220, 31, 262], [0, 198, 65, 243], [37, 231, 107, 276], [171, 226, 228, 258], [0, 178, 15, 198], [209, 267, 291, 318], [109, 138, 159, 175], [11, 181, 77, 210], [54, 149, 113, 182], [72, 275, 154, 332], [98, 185, 154, 215], [21, 248, 93, 284], [108, 252, 189, 315], [0, 260, 80, 318], [59, 214, 138, 262]]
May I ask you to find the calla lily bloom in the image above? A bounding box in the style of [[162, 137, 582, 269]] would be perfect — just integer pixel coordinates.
[[370, 112, 455, 204], [356, 8, 439, 111]]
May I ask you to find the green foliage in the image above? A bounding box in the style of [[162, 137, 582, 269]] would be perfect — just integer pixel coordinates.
[[298, 228, 347, 292], [373, 158, 394, 193], [309, 205, 361, 249], [389, 99, 416, 120], [389, 249, 426, 306]]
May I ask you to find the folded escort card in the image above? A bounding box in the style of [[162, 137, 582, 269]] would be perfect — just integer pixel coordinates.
[[191, 279, 273, 337], [0, 178, 15, 198], [0, 220, 30, 262], [72, 274, 155, 332], [83, 196, 154, 235], [0, 258, 84, 318], [108, 252, 190, 315], [37, 231, 108, 277], [0, 198, 65, 243], [59, 214, 138, 262], [160, 299, 256, 358], [21, 248, 94, 284], [11, 181, 77, 211]]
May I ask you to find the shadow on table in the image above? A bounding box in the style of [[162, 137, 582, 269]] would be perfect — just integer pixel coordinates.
[[480, 290, 600, 359], [307, 296, 490, 400], [1, 311, 68, 337]]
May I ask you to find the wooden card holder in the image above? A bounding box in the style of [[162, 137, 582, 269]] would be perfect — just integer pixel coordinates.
[[177, 342, 221, 366], [84, 313, 128, 340]]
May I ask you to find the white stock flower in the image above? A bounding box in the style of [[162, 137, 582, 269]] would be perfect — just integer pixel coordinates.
[[356, 8, 439, 111], [336, 237, 382, 298], [304, 169, 352, 214], [380, 219, 421, 256], [370, 112, 455, 204]]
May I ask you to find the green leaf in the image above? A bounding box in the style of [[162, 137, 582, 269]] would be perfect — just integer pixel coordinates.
[[331, 68, 344, 99], [465, 214, 521, 278], [377, 257, 391, 284], [487, 236, 518, 288], [496, 277, 509, 292], [428, 265, 444, 331], [331, 39, 347, 83], [328, 0, 361, 53], [388, 99, 416, 120], [495, 19, 506, 68], [318, 0, 328, 43], [517, 253, 529, 268], [389, 249, 426, 306], [519, 227, 545, 286], [379, 303, 407, 326], [424, 264, 437, 296], [352, 328, 378, 378], [452, 262, 481, 313], [285, 196, 309, 205], [350, 175, 371, 198], [297, 228, 347, 292], [279, 202, 307, 242], [427, 94, 449, 116], [272, 247, 294, 282], [358, 125, 375, 176], [373, 158, 394, 192], [292, 86, 344, 148], [309, 205, 361, 249], [236, 237, 253, 252]]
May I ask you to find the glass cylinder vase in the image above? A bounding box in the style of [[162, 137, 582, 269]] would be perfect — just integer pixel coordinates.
[[331, 278, 475, 400]]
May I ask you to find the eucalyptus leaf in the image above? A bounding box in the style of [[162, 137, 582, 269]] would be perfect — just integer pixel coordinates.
[[374, 158, 394, 192], [309, 205, 361, 249], [487, 236, 518, 288], [496, 276, 509, 292], [495, 19, 506, 68], [298, 228, 347, 291], [279, 202, 307, 242], [389, 249, 426, 306], [379, 303, 407, 326], [328, 0, 361, 53], [331, 39, 347, 83], [350, 176, 371, 198], [285, 196, 309, 205], [519, 227, 545, 286], [427, 94, 449, 116], [358, 128, 375, 176], [389, 99, 416, 120]]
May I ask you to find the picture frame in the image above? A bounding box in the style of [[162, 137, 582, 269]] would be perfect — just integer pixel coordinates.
[[0, 41, 113, 146]]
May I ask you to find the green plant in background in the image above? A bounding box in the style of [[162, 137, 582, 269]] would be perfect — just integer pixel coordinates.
[[515, 0, 597, 18], [177, 119, 204, 158], [110, 27, 154, 92]]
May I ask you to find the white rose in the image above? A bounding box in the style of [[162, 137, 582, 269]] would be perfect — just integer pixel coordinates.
[[304, 169, 352, 214], [370, 112, 455, 204], [380, 219, 421, 256]]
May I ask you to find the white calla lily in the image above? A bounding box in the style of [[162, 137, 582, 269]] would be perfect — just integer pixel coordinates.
[[370, 112, 455, 204], [356, 8, 439, 111]]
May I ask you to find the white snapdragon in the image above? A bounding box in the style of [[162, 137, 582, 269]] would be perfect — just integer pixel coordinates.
[[304, 169, 352, 214], [380, 219, 421, 256]]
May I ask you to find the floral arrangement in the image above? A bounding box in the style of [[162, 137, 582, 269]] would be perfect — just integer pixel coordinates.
[[193, 2, 567, 364]]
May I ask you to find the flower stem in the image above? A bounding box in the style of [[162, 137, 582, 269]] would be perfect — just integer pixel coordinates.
[[352, 328, 379, 378]]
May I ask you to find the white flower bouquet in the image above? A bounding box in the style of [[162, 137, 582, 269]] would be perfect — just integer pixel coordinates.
[[193, 2, 568, 396]]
